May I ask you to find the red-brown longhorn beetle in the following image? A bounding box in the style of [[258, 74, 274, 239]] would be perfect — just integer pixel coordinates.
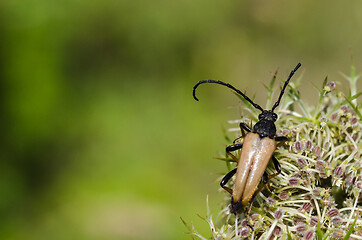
[[193, 63, 301, 215]]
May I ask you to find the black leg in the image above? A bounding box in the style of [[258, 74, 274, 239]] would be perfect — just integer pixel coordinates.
[[232, 136, 243, 144], [262, 172, 268, 184], [226, 143, 243, 152], [271, 155, 281, 174], [240, 122, 252, 132], [232, 122, 252, 144], [267, 155, 282, 181], [226, 144, 243, 163], [220, 168, 237, 195], [274, 136, 288, 142]]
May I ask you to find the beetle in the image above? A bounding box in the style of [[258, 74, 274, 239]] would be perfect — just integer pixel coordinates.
[[192, 63, 301, 215]]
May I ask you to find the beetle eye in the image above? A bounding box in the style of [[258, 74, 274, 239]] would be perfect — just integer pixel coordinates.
[[272, 113, 278, 120]]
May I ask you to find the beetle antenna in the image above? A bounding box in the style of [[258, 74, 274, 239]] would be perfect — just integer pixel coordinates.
[[271, 63, 301, 111], [193, 80, 264, 112]]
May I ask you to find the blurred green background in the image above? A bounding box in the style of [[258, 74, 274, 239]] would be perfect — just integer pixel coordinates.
[[1, 0, 362, 239]]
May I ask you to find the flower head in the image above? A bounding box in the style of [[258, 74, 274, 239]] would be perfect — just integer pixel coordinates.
[[184, 65, 361, 239]]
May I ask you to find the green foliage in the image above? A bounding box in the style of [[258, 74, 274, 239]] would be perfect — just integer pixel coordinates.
[[343, 217, 358, 240], [316, 221, 324, 240]]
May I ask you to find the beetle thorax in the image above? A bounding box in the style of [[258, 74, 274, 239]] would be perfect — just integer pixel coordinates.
[[253, 120, 276, 138]]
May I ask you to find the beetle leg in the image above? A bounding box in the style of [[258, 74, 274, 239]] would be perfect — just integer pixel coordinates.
[[226, 143, 243, 152], [246, 201, 254, 221], [257, 158, 282, 194], [274, 136, 288, 142], [268, 155, 281, 179], [227, 152, 239, 163], [226, 143, 243, 163], [232, 136, 243, 144], [262, 172, 274, 192], [245, 198, 256, 231], [240, 122, 252, 132], [232, 122, 252, 143], [275, 136, 288, 147], [263, 155, 282, 189], [262, 172, 268, 184], [275, 136, 287, 149], [220, 168, 237, 195], [262, 172, 274, 191]]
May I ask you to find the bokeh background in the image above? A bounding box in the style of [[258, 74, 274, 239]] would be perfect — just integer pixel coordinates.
[[1, 0, 362, 239]]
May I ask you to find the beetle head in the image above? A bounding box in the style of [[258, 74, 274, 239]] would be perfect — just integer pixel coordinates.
[[258, 110, 278, 122]]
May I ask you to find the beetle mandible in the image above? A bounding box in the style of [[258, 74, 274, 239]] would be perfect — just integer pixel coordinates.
[[193, 63, 301, 214]]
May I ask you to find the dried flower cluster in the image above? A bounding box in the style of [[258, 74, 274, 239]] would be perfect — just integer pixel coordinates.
[[183, 65, 362, 239]]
